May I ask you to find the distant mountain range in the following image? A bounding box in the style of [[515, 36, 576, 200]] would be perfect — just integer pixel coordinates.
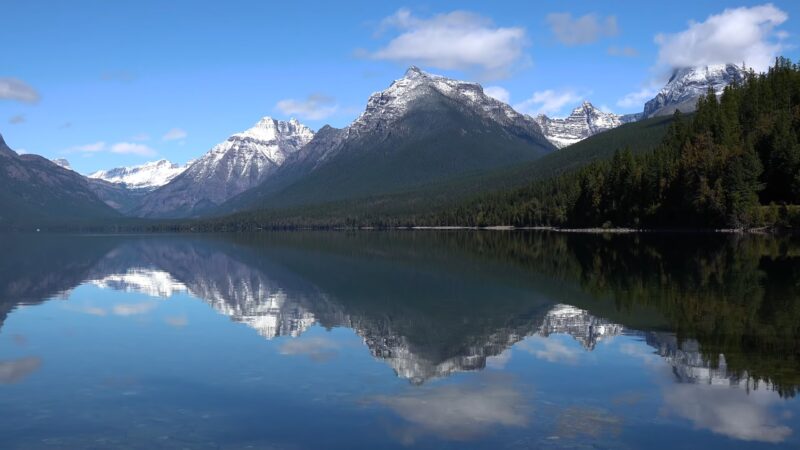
[[1, 63, 749, 225], [89, 159, 189, 190]]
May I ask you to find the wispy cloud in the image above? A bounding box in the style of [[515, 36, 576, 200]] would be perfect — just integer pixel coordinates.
[[112, 302, 156, 316], [110, 142, 157, 157], [162, 128, 187, 141], [514, 89, 582, 117], [0, 78, 40, 103], [655, 4, 787, 72], [67, 141, 107, 154], [8, 114, 25, 125], [67, 141, 157, 157], [607, 46, 639, 57], [366, 8, 529, 80], [518, 336, 581, 363], [369, 378, 528, 443], [547, 13, 619, 46], [165, 315, 188, 328], [276, 94, 339, 121], [0, 357, 42, 384], [130, 133, 150, 142], [279, 336, 339, 362]]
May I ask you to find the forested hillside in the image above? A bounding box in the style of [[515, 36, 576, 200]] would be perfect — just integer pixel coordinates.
[[436, 58, 800, 229]]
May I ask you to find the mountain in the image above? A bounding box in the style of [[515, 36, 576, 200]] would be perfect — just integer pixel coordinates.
[[88, 159, 188, 191], [643, 63, 748, 118], [133, 117, 314, 218], [222, 66, 555, 214], [0, 134, 120, 226], [533, 101, 641, 148]]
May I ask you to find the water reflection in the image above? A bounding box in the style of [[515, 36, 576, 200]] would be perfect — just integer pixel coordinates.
[[0, 231, 797, 447]]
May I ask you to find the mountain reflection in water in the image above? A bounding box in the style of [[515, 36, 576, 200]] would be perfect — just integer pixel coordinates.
[[0, 231, 797, 448]]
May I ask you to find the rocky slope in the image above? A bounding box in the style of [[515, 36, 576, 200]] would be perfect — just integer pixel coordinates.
[[0, 134, 120, 226], [133, 117, 314, 218], [533, 101, 640, 148]]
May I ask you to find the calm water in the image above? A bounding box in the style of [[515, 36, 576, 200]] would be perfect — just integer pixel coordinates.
[[0, 231, 798, 449]]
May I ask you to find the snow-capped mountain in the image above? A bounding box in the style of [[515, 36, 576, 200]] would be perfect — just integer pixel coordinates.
[[643, 63, 748, 118], [298, 66, 549, 167], [88, 159, 188, 191], [533, 101, 640, 148], [134, 117, 314, 218], [223, 66, 554, 212]]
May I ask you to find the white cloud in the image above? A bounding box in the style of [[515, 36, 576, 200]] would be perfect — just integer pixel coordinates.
[[484, 86, 510, 104], [110, 142, 157, 157], [370, 380, 528, 443], [65, 141, 157, 157], [514, 89, 582, 117], [368, 9, 528, 79], [8, 114, 25, 125], [607, 46, 638, 57], [663, 383, 792, 443], [276, 94, 339, 121], [655, 4, 788, 72], [547, 13, 619, 46], [616, 86, 660, 109], [518, 336, 581, 363], [0, 78, 40, 103], [162, 128, 187, 141]]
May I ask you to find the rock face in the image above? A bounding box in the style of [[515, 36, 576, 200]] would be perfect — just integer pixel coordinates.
[[533, 101, 641, 148], [134, 117, 314, 218], [643, 64, 748, 118], [88, 159, 188, 191], [223, 66, 554, 212]]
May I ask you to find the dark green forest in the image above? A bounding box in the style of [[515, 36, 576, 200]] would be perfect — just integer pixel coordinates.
[[435, 58, 800, 230]]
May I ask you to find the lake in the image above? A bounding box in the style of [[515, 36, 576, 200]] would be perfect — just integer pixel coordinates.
[[0, 231, 798, 449]]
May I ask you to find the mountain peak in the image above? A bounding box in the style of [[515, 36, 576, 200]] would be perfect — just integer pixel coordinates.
[[403, 65, 427, 79], [534, 101, 629, 149], [234, 117, 314, 145], [645, 63, 747, 118]]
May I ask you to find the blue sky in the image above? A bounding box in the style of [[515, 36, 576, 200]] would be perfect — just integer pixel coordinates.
[[1, 0, 798, 174]]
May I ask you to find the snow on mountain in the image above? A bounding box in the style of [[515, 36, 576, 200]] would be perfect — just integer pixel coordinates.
[[292, 66, 549, 168], [133, 117, 314, 217], [643, 63, 748, 118], [89, 159, 188, 190], [533, 101, 640, 148], [90, 269, 188, 298]]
